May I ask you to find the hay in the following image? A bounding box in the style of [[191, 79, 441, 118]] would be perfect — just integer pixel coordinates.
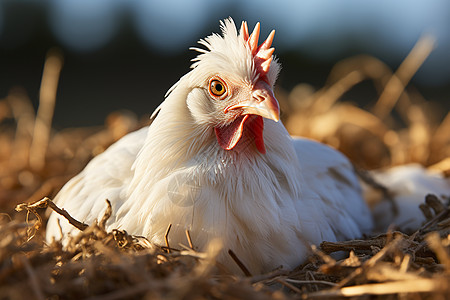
[[1, 36, 449, 298], [3, 194, 449, 299]]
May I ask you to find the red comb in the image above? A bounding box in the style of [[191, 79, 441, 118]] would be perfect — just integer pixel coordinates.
[[240, 21, 275, 78]]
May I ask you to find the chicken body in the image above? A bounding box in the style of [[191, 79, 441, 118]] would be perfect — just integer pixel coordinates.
[[370, 164, 450, 232], [46, 18, 373, 274]]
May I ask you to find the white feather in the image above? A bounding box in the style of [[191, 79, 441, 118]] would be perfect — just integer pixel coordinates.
[[47, 18, 373, 274], [370, 164, 450, 231]]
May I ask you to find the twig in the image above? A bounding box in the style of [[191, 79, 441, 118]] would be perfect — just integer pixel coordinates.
[[312, 244, 336, 263], [276, 277, 302, 293], [29, 49, 64, 171], [365, 234, 405, 267], [228, 249, 252, 277], [285, 278, 337, 287], [164, 223, 172, 253], [56, 217, 63, 238], [373, 35, 436, 119], [185, 229, 194, 249], [425, 194, 446, 214], [320, 231, 408, 254], [399, 254, 411, 273], [16, 197, 88, 231], [311, 70, 364, 114], [332, 235, 406, 289], [410, 205, 450, 240], [99, 199, 112, 229], [178, 245, 208, 259], [249, 267, 287, 284], [306, 278, 449, 298]]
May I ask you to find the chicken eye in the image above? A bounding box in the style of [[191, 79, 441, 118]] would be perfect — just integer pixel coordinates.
[[209, 79, 227, 98]]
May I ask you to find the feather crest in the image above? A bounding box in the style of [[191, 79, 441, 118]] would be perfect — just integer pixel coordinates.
[[189, 17, 280, 87]]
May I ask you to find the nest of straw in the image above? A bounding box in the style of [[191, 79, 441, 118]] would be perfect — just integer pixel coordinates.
[[1, 37, 449, 299]]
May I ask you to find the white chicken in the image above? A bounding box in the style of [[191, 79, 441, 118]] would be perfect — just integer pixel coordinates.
[[47, 18, 373, 274]]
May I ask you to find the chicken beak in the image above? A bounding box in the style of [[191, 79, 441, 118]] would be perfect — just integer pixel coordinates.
[[226, 80, 280, 122]]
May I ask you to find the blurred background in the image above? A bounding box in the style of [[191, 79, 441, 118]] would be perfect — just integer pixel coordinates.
[[0, 0, 449, 128]]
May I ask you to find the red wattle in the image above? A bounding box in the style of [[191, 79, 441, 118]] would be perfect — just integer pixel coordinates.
[[214, 115, 265, 154], [247, 115, 265, 154]]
